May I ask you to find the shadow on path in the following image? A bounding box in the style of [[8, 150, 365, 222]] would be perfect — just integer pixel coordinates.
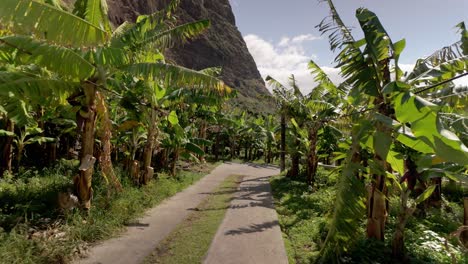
[[224, 220, 279, 235]]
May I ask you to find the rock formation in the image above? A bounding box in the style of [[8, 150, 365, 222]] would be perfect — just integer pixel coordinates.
[[107, 0, 272, 112]]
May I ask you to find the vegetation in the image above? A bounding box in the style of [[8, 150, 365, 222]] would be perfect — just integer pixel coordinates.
[[0, 0, 467, 263], [265, 0, 468, 262], [0, 160, 217, 263], [271, 168, 467, 264], [144, 174, 241, 264]]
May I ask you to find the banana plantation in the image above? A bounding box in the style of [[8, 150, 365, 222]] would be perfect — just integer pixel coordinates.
[[0, 0, 467, 263]]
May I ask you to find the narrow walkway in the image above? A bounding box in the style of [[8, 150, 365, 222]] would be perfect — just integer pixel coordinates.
[[204, 165, 288, 264], [76, 162, 285, 264]]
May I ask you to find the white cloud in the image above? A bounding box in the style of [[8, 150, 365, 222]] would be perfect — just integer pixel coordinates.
[[278, 34, 321, 47], [244, 34, 338, 94]]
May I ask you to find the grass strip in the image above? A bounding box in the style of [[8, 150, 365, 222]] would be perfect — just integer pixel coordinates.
[[144, 174, 242, 264], [0, 162, 219, 264]]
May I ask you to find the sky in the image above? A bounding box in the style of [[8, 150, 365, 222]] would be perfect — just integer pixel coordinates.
[[228, 0, 468, 94]]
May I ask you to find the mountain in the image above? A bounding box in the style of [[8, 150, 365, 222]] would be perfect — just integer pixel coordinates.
[[107, 0, 272, 112]]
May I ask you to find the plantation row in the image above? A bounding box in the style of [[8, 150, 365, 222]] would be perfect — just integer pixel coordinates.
[[0, 0, 468, 263], [267, 1, 468, 262]]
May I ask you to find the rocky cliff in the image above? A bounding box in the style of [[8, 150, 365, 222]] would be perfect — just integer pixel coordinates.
[[107, 0, 271, 111]]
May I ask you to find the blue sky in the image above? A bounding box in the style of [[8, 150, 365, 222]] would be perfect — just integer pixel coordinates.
[[229, 0, 468, 92]]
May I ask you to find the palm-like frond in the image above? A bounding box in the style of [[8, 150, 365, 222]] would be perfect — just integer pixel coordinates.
[[308, 59, 341, 99], [318, 0, 380, 98], [110, 0, 182, 49], [0, 71, 78, 101], [134, 20, 211, 52], [0, 0, 109, 47], [305, 100, 336, 117], [113, 19, 210, 52], [0, 96, 34, 126], [92, 47, 131, 67], [73, 0, 111, 32], [0, 35, 95, 79], [288, 74, 303, 98], [124, 63, 231, 95], [407, 22, 468, 92], [266, 75, 294, 107], [317, 0, 354, 52], [410, 58, 468, 92], [407, 41, 466, 82], [320, 138, 366, 263]]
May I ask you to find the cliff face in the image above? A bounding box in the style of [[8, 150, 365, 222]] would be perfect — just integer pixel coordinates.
[[107, 0, 270, 104]]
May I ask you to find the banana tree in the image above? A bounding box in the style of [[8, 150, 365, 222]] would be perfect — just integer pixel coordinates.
[[161, 110, 205, 176], [0, 0, 229, 210], [267, 75, 302, 177], [318, 1, 468, 261]]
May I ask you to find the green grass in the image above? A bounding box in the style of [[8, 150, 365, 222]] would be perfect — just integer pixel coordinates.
[[270, 169, 335, 264], [270, 169, 468, 264], [144, 174, 242, 264], [0, 160, 218, 264]]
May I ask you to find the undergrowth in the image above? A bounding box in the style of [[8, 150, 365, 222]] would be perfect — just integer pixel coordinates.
[[271, 168, 468, 264], [0, 160, 217, 264]]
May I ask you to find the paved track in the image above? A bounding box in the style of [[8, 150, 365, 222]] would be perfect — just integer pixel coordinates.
[[75, 162, 287, 264]]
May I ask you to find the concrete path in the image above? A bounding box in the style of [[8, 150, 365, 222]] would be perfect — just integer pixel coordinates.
[[75, 162, 286, 264], [204, 164, 288, 264]]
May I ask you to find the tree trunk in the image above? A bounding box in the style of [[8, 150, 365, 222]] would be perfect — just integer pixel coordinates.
[[290, 138, 300, 179], [75, 84, 97, 210], [367, 174, 388, 241], [214, 132, 220, 161], [280, 113, 286, 172], [367, 61, 392, 240], [428, 177, 442, 208], [171, 148, 179, 176], [141, 112, 157, 185], [48, 142, 57, 164], [367, 112, 391, 240], [198, 120, 207, 162], [1, 119, 14, 176], [306, 126, 319, 187], [392, 188, 415, 260], [130, 160, 140, 184], [244, 142, 248, 160], [267, 144, 271, 164], [462, 198, 468, 247], [74, 155, 96, 210], [230, 139, 235, 159]]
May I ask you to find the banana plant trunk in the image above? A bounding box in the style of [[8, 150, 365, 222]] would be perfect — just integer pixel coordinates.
[[198, 120, 207, 162], [171, 148, 179, 176], [392, 189, 414, 259], [306, 125, 319, 187], [289, 137, 301, 178], [214, 132, 220, 161], [75, 83, 97, 210], [266, 144, 272, 164], [428, 177, 442, 208], [367, 61, 392, 241], [463, 198, 468, 246], [244, 142, 248, 160], [141, 111, 157, 185], [230, 138, 235, 159], [280, 113, 286, 172], [0, 119, 14, 176]]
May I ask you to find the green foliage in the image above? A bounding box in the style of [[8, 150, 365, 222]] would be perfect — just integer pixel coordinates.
[[270, 171, 336, 264], [0, 0, 109, 47], [0, 161, 217, 263], [0, 35, 95, 80]]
